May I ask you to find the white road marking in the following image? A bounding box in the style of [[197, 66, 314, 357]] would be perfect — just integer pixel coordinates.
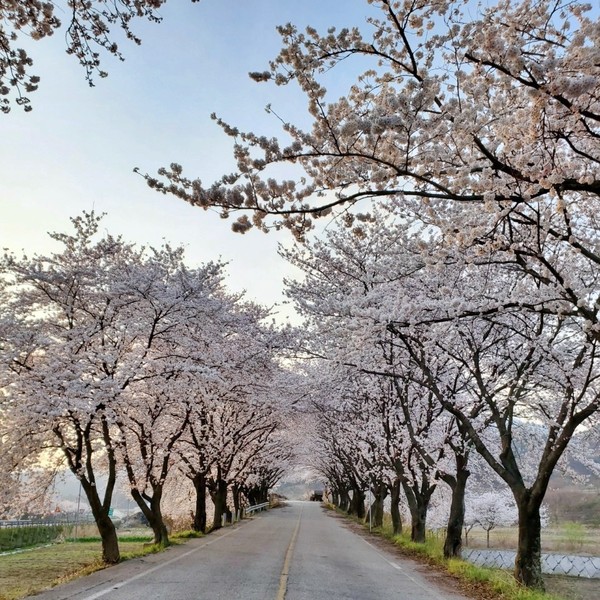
[[80, 527, 240, 600], [358, 535, 450, 600]]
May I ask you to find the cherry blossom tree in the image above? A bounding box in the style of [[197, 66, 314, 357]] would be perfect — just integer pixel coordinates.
[[116, 373, 193, 546], [171, 296, 288, 531], [284, 193, 600, 586], [393, 289, 600, 588], [240, 435, 292, 508], [0, 213, 145, 562], [148, 0, 598, 576], [205, 394, 281, 529], [465, 490, 518, 549], [148, 0, 600, 303], [0, 1, 205, 113], [284, 209, 473, 550], [107, 245, 232, 545], [0, 213, 232, 561]]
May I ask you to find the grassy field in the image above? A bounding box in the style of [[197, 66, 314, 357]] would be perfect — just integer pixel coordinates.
[[0, 531, 155, 600]]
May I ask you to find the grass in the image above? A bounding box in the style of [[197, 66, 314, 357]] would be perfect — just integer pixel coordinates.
[[0, 521, 208, 600], [446, 559, 553, 600], [0, 537, 157, 600], [0, 528, 165, 600], [171, 529, 204, 540]]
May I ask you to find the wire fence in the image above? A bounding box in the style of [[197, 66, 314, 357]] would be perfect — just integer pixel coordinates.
[[462, 548, 600, 579]]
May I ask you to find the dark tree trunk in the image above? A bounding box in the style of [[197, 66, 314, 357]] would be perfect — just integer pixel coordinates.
[[366, 482, 387, 528], [130, 486, 169, 546], [329, 487, 339, 506], [232, 484, 241, 521], [60, 417, 120, 563], [210, 477, 229, 530], [443, 457, 470, 558], [192, 473, 207, 533], [260, 483, 269, 504], [338, 487, 350, 512], [348, 486, 365, 519], [374, 483, 386, 528], [402, 482, 430, 543], [515, 496, 544, 590], [390, 479, 403, 535], [246, 486, 260, 507], [95, 513, 120, 563], [84, 481, 120, 564]]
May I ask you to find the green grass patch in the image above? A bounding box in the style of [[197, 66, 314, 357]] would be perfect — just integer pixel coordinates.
[[171, 529, 204, 540], [447, 559, 556, 600], [389, 531, 445, 561], [68, 533, 154, 544], [120, 543, 163, 561], [0, 537, 158, 600]]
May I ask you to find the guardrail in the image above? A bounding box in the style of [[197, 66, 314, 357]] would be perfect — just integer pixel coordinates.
[[245, 502, 269, 515], [219, 502, 270, 527]]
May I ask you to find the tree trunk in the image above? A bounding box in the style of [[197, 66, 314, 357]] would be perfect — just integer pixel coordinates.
[[96, 513, 120, 564], [232, 484, 241, 521], [80, 480, 120, 563], [338, 488, 350, 512], [210, 477, 228, 530], [402, 482, 429, 543], [246, 485, 260, 507], [62, 417, 120, 563], [348, 486, 365, 519], [130, 486, 169, 546], [192, 473, 207, 533], [390, 479, 403, 535], [329, 488, 339, 507], [258, 482, 269, 504], [374, 483, 386, 528], [443, 462, 469, 558], [515, 498, 544, 590], [366, 482, 387, 528]]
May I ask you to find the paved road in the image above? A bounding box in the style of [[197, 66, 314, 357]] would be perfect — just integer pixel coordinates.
[[28, 502, 469, 600]]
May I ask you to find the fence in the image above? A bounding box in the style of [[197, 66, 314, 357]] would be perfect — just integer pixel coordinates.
[[462, 548, 600, 579], [245, 502, 269, 515]]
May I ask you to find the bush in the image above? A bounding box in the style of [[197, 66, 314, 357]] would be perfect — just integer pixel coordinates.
[[0, 524, 65, 552]]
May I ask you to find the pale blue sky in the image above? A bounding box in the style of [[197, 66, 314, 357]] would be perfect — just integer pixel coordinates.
[[0, 0, 369, 320]]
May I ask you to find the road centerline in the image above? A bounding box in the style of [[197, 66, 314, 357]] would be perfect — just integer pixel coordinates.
[[276, 506, 303, 600]]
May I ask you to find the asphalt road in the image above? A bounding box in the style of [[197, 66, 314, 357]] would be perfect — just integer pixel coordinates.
[[27, 501, 469, 600]]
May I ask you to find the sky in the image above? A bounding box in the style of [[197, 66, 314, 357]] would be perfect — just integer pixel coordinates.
[[0, 0, 369, 322]]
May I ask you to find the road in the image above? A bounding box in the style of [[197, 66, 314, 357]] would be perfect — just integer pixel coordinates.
[[27, 502, 469, 600]]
